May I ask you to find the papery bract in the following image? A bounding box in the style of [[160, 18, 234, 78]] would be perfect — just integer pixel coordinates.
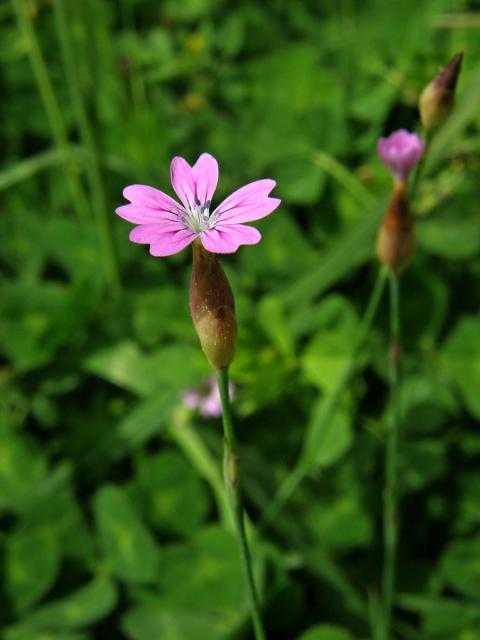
[[377, 129, 425, 183], [115, 153, 281, 256]]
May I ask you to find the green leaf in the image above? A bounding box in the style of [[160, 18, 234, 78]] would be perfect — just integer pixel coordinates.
[[417, 216, 480, 259], [84, 341, 204, 397], [133, 449, 210, 536], [441, 316, 480, 418], [258, 295, 295, 358], [123, 526, 252, 639], [93, 485, 159, 584], [298, 623, 355, 640], [11, 577, 117, 633], [302, 400, 353, 469], [307, 496, 373, 551], [122, 601, 231, 640], [0, 427, 47, 514], [6, 527, 60, 611], [439, 537, 480, 599]]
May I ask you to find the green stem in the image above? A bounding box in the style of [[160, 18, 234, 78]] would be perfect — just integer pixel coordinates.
[[11, 0, 90, 221], [53, 0, 121, 295], [217, 368, 267, 640], [261, 268, 388, 529], [382, 273, 401, 640]]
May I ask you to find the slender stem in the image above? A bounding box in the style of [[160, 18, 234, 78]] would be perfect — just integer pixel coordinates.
[[11, 0, 90, 221], [382, 273, 401, 640], [261, 268, 388, 529], [217, 368, 267, 640], [53, 0, 121, 295]]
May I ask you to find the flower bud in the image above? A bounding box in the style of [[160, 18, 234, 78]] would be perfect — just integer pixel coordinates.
[[189, 242, 237, 369], [419, 52, 463, 132], [376, 182, 415, 273]]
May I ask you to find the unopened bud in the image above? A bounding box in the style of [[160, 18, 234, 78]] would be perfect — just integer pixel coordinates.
[[189, 242, 237, 369], [376, 182, 415, 274], [419, 52, 463, 132]]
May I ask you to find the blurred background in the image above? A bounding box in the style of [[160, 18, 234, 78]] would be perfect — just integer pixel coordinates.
[[1, 0, 480, 638]]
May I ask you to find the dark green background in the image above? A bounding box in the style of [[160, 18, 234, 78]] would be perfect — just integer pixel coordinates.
[[1, 0, 480, 638]]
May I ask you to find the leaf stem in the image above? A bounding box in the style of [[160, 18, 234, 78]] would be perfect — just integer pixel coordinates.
[[53, 0, 121, 295], [11, 0, 90, 221], [381, 272, 401, 639], [217, 368, 267, 640], [261, 268, 388, 529]]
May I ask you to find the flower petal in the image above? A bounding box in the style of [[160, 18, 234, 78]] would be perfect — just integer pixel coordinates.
[[129, 223, 195, 256], [200, 224, 261, 254], [116, 185, 183, 224], [115, 204, 179, 224], [192, 153, 219, 206], [171, 156, 196, 211], [216, 198, 281, 224], [213, 179, 280, 223]]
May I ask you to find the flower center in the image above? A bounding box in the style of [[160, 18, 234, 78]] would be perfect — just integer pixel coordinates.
[[184, 197, 213, 234]]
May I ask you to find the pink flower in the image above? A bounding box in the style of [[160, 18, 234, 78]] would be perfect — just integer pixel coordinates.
[[182, 375, 235, 418], [115, 153, 281, 256], [377, 129, 425, 182]]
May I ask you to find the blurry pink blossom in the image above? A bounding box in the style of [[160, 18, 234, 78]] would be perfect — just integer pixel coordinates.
[[116, 153, 280, 256], [182, 375, 235, 418], [377, 129, 425, 182]]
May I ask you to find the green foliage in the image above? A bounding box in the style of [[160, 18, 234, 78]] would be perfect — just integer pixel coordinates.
[[1, 0, 480, 638]]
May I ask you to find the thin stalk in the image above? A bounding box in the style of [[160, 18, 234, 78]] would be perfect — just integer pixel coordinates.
[[11, 0, 90, 220], [54, 0, 121, 295], [382, 273, 401, 640], [217, 368, 267, 640], [261, 268, 388, 529]]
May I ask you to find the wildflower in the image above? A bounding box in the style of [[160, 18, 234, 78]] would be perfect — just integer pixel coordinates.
[[377, 129, 425, 183], [115, 153, 281, 256], [419, 52, 463, 132], [182, 375, 235, 418]]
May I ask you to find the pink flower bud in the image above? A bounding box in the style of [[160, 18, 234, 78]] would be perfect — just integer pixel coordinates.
[[377, 129, 425, 183]]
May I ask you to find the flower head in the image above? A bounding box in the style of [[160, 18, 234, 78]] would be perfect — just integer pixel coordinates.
[[182, 375, 235, 418], [377, 129, 425, 183], [115, 153, 281, 256]]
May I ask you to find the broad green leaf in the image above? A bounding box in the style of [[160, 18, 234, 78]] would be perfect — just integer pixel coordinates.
[[122, 601, 230, 640], [302, 400, 353, 469], [307, 496, 372, 551], [84, 341, 204, 397], [298, 625, 354, 640], [123, 527, 252, 639], [439, 537, 480, 599], [0, 428, 47, 514], [13, 577, 117, 632], [133, 449, 209, 536], [441, 316, 480, 418], [417, 216, 480, 260], [6, 527, 60, 611], [93, 485, 159, 584], [258, 295, 295, 358], [3, 628, 88, 640], [398, 594, 480, 635]]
